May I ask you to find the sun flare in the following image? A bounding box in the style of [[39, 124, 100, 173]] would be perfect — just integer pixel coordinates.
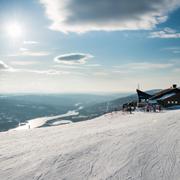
[[5, 22, 23, 39]]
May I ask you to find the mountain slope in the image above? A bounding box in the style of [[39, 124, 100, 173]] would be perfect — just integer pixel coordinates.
[[1, 109, 180, 180], [0, 93, 124, 132], [79, 89, 161, 118]]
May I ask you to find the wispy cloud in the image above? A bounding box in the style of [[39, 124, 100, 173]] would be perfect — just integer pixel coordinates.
[[39, 0, 180, 33], [0, 61, 15, 72], [54, 53, 93, 65], [19, 48, 29, 51], [54, 63, 101, 70], [0, 61, 10, 70], [9, 48, 50, 57], [0, 61, 69, 75], [23, 41, 39, 45], [112, 69, 132, 75], [19, 51, 50, 57], [24, 69, 70, 75], [114, 62, 174, 70], [150, 28, 180, 39], [85, 64, 101, 67], [9, 60, 39, 66], [92, 71, 109, 76]]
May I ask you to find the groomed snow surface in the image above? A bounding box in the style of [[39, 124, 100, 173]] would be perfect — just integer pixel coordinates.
[[1, 110, 180, 180]]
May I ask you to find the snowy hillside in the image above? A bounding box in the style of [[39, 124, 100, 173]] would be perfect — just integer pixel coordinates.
[[1, 110, 180, 180]]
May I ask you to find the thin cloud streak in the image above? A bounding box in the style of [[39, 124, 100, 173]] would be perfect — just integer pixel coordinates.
[[0, 61, 10, 70], [150, 28, 180, 38], [9, 60, 40, 66], [23, 41, 39, 45], [114, 62, 174, 70], [0, 61, 70, 75], [8, 50, 51, 57]]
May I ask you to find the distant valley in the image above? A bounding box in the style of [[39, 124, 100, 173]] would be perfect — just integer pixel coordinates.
[[0, 90, 160, 132], [0, 93, 130, 132]]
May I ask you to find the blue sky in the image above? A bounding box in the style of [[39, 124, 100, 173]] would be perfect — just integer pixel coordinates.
[[0, 0, 180, 93]]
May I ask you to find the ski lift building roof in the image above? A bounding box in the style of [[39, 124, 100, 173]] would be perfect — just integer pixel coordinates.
[[136, 84, 180, 107]]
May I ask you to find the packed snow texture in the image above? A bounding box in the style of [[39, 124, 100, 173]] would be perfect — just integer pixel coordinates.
[[1, 110, 180, 180]]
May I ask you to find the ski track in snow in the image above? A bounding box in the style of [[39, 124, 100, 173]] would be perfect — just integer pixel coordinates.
[[1, 110, 180, 180]]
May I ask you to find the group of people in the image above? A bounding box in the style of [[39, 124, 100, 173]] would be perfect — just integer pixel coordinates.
[[122, 103, 136, 114], [144, 104, 162, 112], [107, 102, 162, 115], [122, 102, 162, 114]]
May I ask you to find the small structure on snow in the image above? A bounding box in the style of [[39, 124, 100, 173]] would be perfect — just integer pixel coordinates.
[[136, 84, 180, 108]]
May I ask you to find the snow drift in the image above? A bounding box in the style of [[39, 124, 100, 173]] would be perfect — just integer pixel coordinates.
[[1, 110, 180, 180]]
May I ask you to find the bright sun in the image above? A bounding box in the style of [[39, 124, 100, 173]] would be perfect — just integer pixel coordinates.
[[5, 22, 23, 39]]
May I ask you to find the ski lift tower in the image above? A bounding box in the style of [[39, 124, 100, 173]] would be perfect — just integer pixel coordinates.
[[137, 83, 140, 108]]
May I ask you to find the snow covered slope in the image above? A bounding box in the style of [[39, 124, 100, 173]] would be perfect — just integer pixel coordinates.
[[1, 110, 180, 180]]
